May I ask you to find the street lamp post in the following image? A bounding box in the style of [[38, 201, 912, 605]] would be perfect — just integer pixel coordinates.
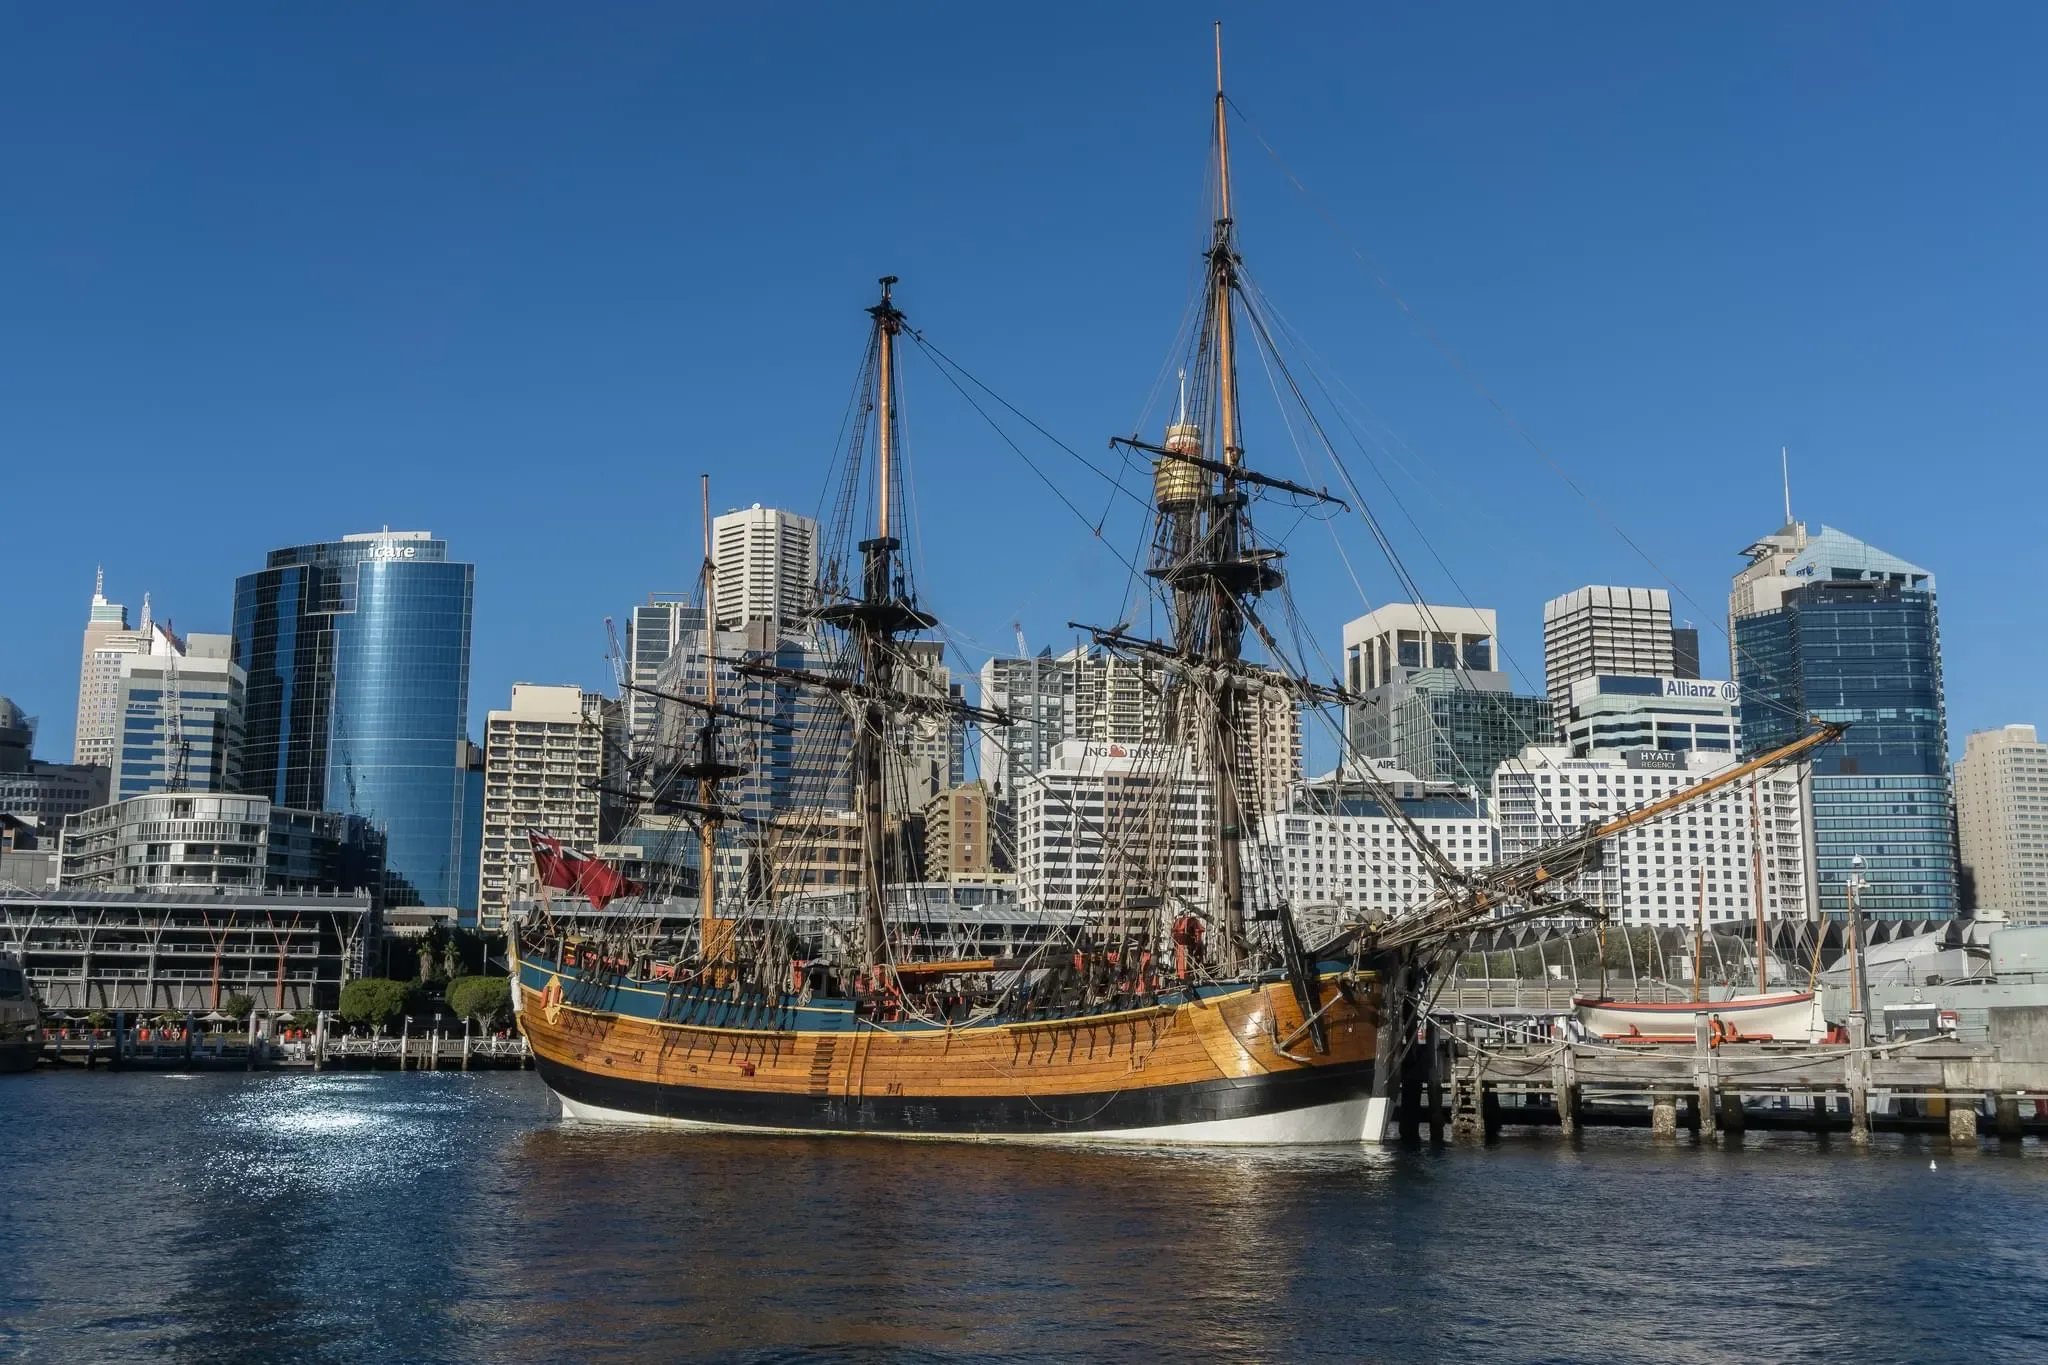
[[1845, 855, 1872, 1028]]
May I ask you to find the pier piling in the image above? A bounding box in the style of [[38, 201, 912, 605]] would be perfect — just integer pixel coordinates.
[[1997, 1096, 2024, 1143], [1847, 1016, 1872, 1147], [1693, 1018, 1717, 1141], [1718, 1089, 1747, 1136], [1651, 1096, 1679, 1140], [1425, 1022, 1445, 1145], [1554, 1050, 1581, 1140], [1948, 1099, 1979, 1145]]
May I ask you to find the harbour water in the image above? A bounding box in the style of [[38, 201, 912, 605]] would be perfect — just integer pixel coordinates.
[[3, 1071, 2045, 1363]]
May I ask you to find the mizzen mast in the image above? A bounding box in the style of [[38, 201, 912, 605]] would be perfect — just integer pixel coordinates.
[[677, 475, 745, 975]]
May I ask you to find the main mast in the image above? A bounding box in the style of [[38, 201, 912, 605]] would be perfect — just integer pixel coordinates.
[[1151, 24, 1276, 971]]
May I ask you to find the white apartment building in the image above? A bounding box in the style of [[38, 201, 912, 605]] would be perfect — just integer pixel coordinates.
[[480, 684, 606, 929], [1542, 586, 1677, 714], [713, 505, 817, 630], [1256, 779, 1493, 941], [983, 645, 1299, 817], [1956, 724, 2048, 923], [73, 574, 161, 768], [1014, 741, 1210, 918], [1492, 746, 1810, 926]]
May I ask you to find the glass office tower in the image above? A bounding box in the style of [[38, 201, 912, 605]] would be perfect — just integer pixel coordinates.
[[234, 532, 474, 910], [1734, 525, 1953, 919]]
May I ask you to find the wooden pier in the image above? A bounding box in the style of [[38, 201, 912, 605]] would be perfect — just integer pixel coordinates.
[[316, 1032, 531, 1070], [32, 1021, 530, 1072], [1414, 1015, 2048, 1146]]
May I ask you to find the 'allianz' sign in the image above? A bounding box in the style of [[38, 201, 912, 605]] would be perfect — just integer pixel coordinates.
[[1665, 678, 1738, 702]]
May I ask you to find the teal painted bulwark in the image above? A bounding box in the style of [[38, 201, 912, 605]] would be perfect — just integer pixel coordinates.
[[515, 947, 1343, 1039]]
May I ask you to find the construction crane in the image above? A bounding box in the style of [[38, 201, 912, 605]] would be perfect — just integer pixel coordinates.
[[1012, 620, 1028, 656], [161, 635, 189, 792]]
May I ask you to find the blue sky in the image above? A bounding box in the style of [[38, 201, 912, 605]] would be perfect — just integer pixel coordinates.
[[4, 4, 2042, 767]]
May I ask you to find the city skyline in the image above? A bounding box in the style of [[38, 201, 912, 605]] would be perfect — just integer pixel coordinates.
[[3, 7, 2042, 770]]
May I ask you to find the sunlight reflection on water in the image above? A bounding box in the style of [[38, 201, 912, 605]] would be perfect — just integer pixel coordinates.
[[3, 1070, 2046, 1364]]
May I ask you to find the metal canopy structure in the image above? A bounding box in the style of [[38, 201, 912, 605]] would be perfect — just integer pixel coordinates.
[[0, 887, 371, 1013]]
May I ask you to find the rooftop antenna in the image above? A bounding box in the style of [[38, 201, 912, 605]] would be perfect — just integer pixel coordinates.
[[1175, 368, 1188, 424], [1781, 445, 1793, 527]]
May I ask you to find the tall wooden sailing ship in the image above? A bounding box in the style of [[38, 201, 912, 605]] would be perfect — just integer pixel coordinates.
[[509, 31, 1845, 1143]]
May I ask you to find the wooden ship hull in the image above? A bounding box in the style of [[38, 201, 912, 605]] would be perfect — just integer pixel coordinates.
[[512, 939, 1387, 1144]]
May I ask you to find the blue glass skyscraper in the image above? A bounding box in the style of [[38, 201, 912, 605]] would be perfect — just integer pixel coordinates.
[[1733, 523, 1954, 919], [234, 531, 474, 910]]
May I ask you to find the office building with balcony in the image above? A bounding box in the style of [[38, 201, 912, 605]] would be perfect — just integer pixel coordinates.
[[57, 792, 380, 896]]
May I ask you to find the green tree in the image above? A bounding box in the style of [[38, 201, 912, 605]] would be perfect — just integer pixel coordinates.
[[445, 975, 510, 1030], [223, 993, 255, 1023], [338, 978, 417, 1034]]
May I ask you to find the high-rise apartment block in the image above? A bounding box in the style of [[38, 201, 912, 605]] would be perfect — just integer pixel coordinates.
[[1955, 725, 2048, 922], [1542, 586, 1701, 713], [479, 684, 606, 929], [977, 652, 1069, 802], [923, 780, 1005, 882], [113, 632, 246, 800], [713, 505, 817, 630], [1731, 521, 1953, 919], [234, 529, 475, 912], [73, 573, 159, 768], [652, 621, 853, 822], [624, 596, 700, 765], [1343, 604, 1552, 790]]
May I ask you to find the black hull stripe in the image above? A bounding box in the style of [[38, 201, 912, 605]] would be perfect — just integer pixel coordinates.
[[534, 1055, 1377, 1136]]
